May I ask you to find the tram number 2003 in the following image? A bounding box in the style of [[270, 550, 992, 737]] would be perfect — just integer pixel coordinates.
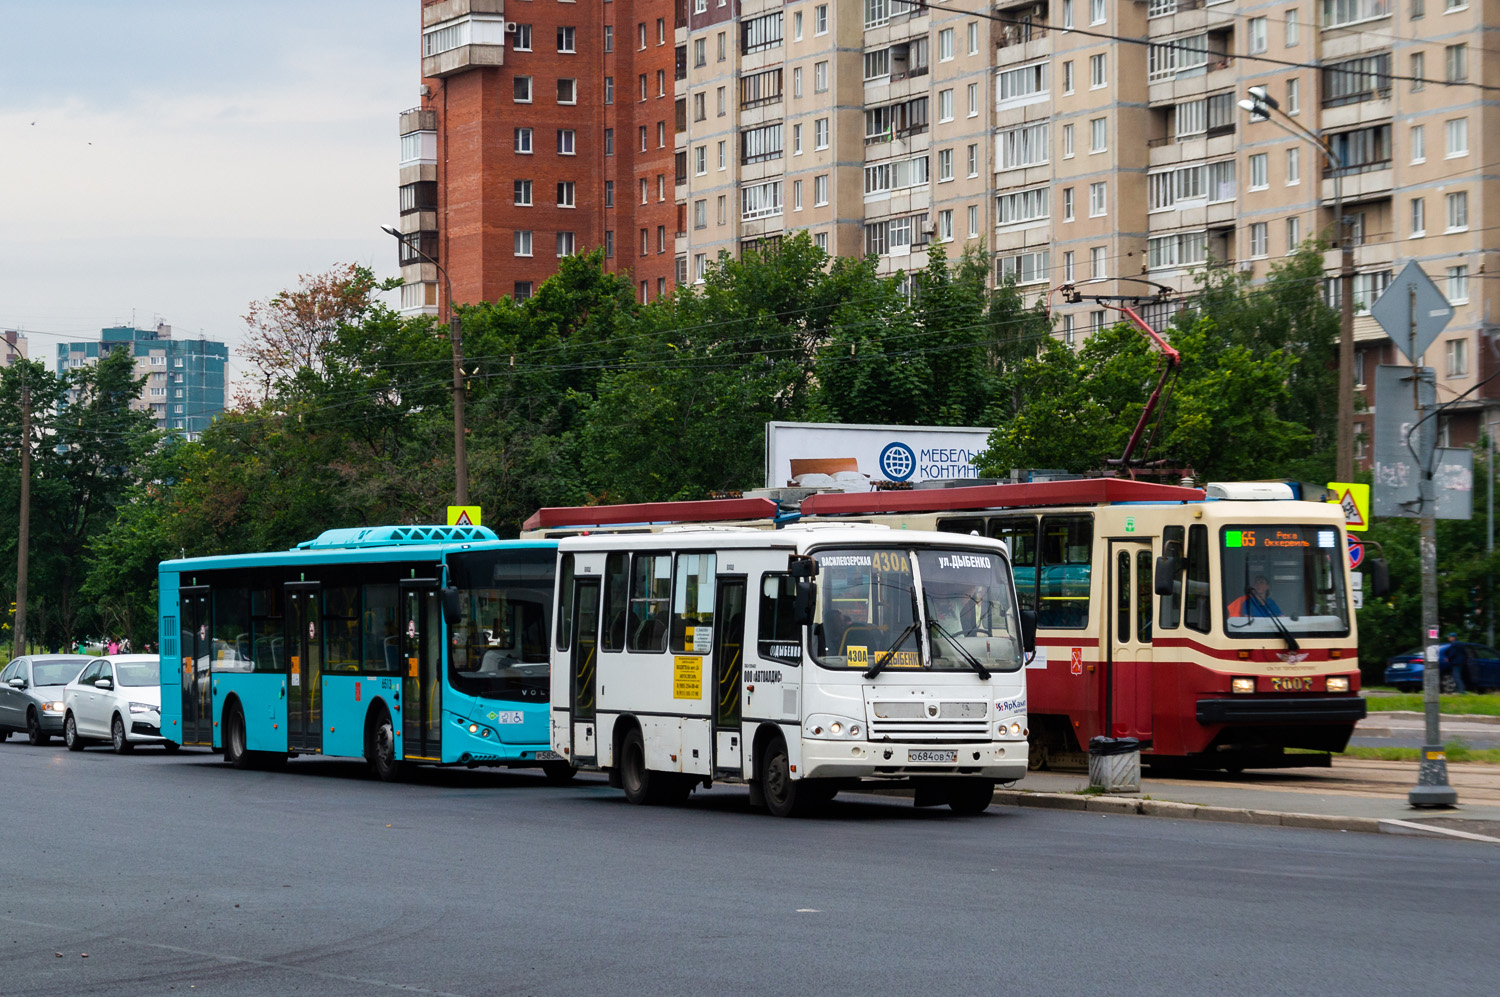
[[1270, 677, 1314, 692]]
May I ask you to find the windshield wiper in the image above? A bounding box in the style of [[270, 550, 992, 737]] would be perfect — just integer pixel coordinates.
[[927, 619, 991, 680], [1247, 589, 1299, 652], [863, 621, 919, 680]]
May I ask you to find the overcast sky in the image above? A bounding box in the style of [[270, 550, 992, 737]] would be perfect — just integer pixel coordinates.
[[0, 1, 414, 384]]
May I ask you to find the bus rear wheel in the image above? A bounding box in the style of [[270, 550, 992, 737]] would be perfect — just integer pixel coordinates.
[[541, 760, 578, 784], [367, 708, 404, 782], [224, 702, 252, 769], [944, 779, 995, 815]]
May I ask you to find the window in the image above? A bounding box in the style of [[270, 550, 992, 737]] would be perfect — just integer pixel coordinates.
[[557, 129, 576, 155], [1445, 118, 1468, 157], [657, 17, 665, 44], [814, 61, 829, 93], [968, 204, 980, 238], [513, 179, 532, 206], [1286, 147, 1300, 184], [1063, 61, 1074, 94], [815, 3, 828, 33], [1322, 54, 1392, 106], [1287, 77, 1301, 113], [1184, 524, 1211, 633], [740, 123, 783, 164], [1323, 0, 1392, 26], [605, 180, 614, 206], [657, 226, 666, 253], [1088, 181, 1107, 217], [639, 126, 648, 151], [638, 22, 647, 49], [1249, 153, 1268, 189], [865, 157, 929, 194], [1148, 33, 1209, 80], [814, 174, 829, 206], [793, 10, 803, 39], [658, 122, 666, 148], [1250, 222, 1268, 258], [938, 209, 954, 242], [1089, 117, 1106, 153], [1063, 187, 1075, 221], [1446, 336, 1468, 376], [694, 146, 706, 174], [967, 144, 978, 177], [1445, 43, 1467, 82], [1063, 314, 1075, 346], [793, 124, 803, 155], [1090, 53, 1106, 88], [604, 77, 614, 105], [640, 178, 649, 204], [938, 148, 953, 180], [694, 38, 706, 67], [1064, 0, 1075, 27], [717, 195, 726, 223], [658, 70, 666, 97], [998, 250, 1050, 285], [513, 76, 533, 102], [557, 26, 575, 53], [514, 127, 533, 153], [639, 74, 648, 100], [815, 117, 829, 149], [693, 92, 705, 121], [1286, 216, 1300, 251], [1063, 123, 1074, 157], [997, 187, 1051, 226], [998, 122, 1049, 169], [1410, 197, 1425, 236], [1175, 99, 1206, 138], [997, 62, 1049, 103], [939, 89, 954, 122], [1411, 123, 1426, 162], [815, 231, 829, 252], [1090, 0, 1105, 23], [514, 230, 533, 256], [557, 78, 577, 104], [864, 48, 891, 81], [604, 231, 614, 259], [1148, 165, 1206, 210], [639, 229, 649, 255], [1147, 231, 1208, 269], [1091, 246, 1106, 278], [1447, 267, 1469, 304], [1064, 251, 1075, 281], [742, 12, 784, 54], [1285, 9, 1300, 45], [1248, 17, 1267, 53], [940, 28, 954, 61], [742, 180, 783, 220], [694, 253, 707, 282], [793, 180, 803, 211], [967, 82, 979, 117], [1446, 191, 1468, 231], [740, 68, 782, 108], [717, 87, 726, 115], [718, 31, 726, 61], [1328, 124, 1391, 174], [793, 67, 802, 99], [604, 130, 615, 158]]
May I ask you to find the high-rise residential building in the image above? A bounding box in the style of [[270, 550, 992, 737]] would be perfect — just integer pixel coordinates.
[[2, 330, 28, 367], [55, 324, 228, 439], [409, 1, 1495, 463], [399, 0, 677, 316]]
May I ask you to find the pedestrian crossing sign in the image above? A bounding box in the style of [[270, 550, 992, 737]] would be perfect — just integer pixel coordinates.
[[1325, 482, 1369, 532], [447, 506, 482, 527]]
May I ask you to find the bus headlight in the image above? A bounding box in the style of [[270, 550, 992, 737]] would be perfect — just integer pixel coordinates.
[[1231, 677, 1256, 694], [806, 715, 864, 739], [1326, 676, 1350, 693]]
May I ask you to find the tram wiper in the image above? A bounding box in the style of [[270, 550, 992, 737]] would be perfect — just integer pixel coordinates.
[[863, 621, 919, 681], [927, 620, 991, 680], [1247, 588, 1300, 652]]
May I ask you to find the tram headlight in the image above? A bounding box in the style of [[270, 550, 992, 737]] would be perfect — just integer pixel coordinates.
[[1231, 677, 1256, 694], [1326, 676, 1350, 693]]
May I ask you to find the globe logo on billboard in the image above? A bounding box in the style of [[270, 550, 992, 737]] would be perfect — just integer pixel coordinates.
[[879, 442, 917, 482]]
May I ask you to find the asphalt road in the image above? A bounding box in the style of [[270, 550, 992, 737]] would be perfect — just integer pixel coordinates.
[[2, 739, 1496, 997], [1350, 712, 1500, 750]]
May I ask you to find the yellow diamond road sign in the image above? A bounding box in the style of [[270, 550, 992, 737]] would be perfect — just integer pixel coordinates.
[[447, 506, 482, 527], [1326, 482, 1369, 532]]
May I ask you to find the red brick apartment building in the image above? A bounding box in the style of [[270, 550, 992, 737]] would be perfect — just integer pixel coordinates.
[[398, 0, 680, 317]]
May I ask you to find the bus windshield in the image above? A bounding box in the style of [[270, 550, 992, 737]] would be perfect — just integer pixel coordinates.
[[1220, 525, 1350, 638], [811, 546, 1022, 672], [446, 548, 554, 701]]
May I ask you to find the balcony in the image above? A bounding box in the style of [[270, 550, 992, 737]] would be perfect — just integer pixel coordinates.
[[421, 0, 507, 79], [398, 107, 437, 137]]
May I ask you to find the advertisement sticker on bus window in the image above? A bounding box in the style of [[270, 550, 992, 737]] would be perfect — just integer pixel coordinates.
[[673, 656, 703, 699], [693, 625, 713, 653], [291, 657, 301, 687], [407, 657, 419, 677]]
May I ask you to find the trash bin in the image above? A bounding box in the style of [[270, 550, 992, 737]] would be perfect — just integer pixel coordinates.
[[1088, 736, 1141, 794]]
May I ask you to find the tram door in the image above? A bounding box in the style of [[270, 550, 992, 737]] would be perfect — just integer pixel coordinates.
[[285, 582, 322, 752], [569, 578, 600, 762], [1107, 542, 1155, 742], [179, 587, 212, 746], [711, 578, 747, 773], [400, 580, 443, 761]]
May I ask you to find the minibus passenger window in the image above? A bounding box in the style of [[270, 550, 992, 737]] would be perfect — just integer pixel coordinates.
[[602, 553, 629, 651], [556, 554, 575, 650], [670, 553, 716, 653], [758, 573, 801, 664], [628, 554, 672, 652]]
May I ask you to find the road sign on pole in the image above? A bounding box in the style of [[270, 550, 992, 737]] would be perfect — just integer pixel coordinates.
[[1372, 365, 1435, 518], [447, 506, 482, 527], [1347, 539, 1364, 571], [1326, 481, 1369, 532], [1370, 261, 1453, 364]]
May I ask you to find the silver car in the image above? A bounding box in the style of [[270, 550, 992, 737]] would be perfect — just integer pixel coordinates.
[[0, 655, 91, 745]]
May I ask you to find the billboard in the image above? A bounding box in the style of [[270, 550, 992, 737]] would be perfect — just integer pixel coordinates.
[[765, 421, 993, 490]]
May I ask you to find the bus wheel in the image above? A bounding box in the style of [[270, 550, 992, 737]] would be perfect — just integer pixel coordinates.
[[224, 702, 252, 769], [542, 761, 578, 784], [945, 779, 995, 815], [162, 740, 180, 754], [620, 727, 662, 804], [759, 736, 810, 818], [368, 709, 404, 782]]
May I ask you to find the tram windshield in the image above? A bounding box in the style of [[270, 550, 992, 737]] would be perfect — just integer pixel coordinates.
[[1219, 525, 1350, 638], [811, 547, 1023, 672], [446, 548, 554, 700]]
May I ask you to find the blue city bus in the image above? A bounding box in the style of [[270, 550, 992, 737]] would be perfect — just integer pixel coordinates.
[[157, 525, 568, 781]]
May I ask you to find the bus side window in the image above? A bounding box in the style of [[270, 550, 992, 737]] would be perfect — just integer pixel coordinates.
[[670, 552, 716, 653], [556, 554, 575, 651], [602, 553, 629, 652], [758, 573, 801, 664], [251, 586, 284, 673], [1158, 525, 1184, 630], [938, 517, 985, 536], [364, 583, 400, 672], [1184, 524, 1211, 634], [628, 553, 672, 652], [213, 587, 251, 672], [1039, 514, 1091, 629], [324, 585, 360, 672], [988, 516, 1038, 613]]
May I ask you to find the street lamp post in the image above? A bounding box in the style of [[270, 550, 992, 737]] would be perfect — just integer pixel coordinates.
[[381, 225, 469, 507], [1239, 87, 1356, 483]]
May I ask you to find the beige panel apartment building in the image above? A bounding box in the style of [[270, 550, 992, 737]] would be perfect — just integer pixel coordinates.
[[672, 0, 1495, 465]]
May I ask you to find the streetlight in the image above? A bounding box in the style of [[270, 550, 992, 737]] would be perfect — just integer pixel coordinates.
[[1239, 86, 1357, 483], [381, 224, 469, 507]]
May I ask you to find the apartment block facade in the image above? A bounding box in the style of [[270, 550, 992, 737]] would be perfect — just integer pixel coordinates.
[[2, 330, 27, 368], [55, 324, 228, 438], [405, 0, 1495, 464]]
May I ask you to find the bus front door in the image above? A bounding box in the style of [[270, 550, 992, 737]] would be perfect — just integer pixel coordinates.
[[400, 580, 442, 762], [285, 582, 322, 753], [179, 586, 212, 746], [1107, 542, 1154, 742], [711, 577, 747, 774], [569, 578, 600, 762]]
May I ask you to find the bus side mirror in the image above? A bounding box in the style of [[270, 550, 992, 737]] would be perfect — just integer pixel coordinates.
[[1154, 541, 1182, 597], [788, 555, 818, 579], [441, 587, 462, 627], [792, 581, 817, 627], [1020, 610, 1037, 653], [1368, 558, 1390, 599]]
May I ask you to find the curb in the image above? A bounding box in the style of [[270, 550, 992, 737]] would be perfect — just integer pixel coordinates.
[[1368, 710, 1500, 727], [992, 790, 1500, 843]]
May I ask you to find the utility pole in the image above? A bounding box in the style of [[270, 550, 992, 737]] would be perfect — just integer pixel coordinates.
[[1336, 225, 1355, 483], [13, 371, 31, 658]]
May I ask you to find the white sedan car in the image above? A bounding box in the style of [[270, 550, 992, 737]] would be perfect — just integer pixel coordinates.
[[63, 655, 174, 753]]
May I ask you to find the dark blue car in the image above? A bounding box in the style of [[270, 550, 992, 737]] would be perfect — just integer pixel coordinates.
[[1384, 643, 1500, 693]]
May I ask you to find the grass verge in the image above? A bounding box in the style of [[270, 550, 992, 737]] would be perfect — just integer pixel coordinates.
[[1363, 692, 1500, 716], [1338, 742, 1500, 765]]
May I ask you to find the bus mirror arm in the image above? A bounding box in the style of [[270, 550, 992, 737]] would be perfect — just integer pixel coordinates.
[[441, 587, 462, 627], [1020, 610, 1037, 654], [792, 581, 816, 627]]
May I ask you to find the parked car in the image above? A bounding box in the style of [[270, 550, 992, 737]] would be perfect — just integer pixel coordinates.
[[0, 655, 91, 745], [62, 655, 174, 753], [1384, 643, 1500, 693]]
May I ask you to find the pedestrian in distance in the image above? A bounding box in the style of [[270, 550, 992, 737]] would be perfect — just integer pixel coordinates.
[[107, 637, 120, 655], [1439, 633, 1471, 694]]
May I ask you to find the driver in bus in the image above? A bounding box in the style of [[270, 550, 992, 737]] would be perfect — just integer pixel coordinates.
[[1228, 575, 1283, 618]]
